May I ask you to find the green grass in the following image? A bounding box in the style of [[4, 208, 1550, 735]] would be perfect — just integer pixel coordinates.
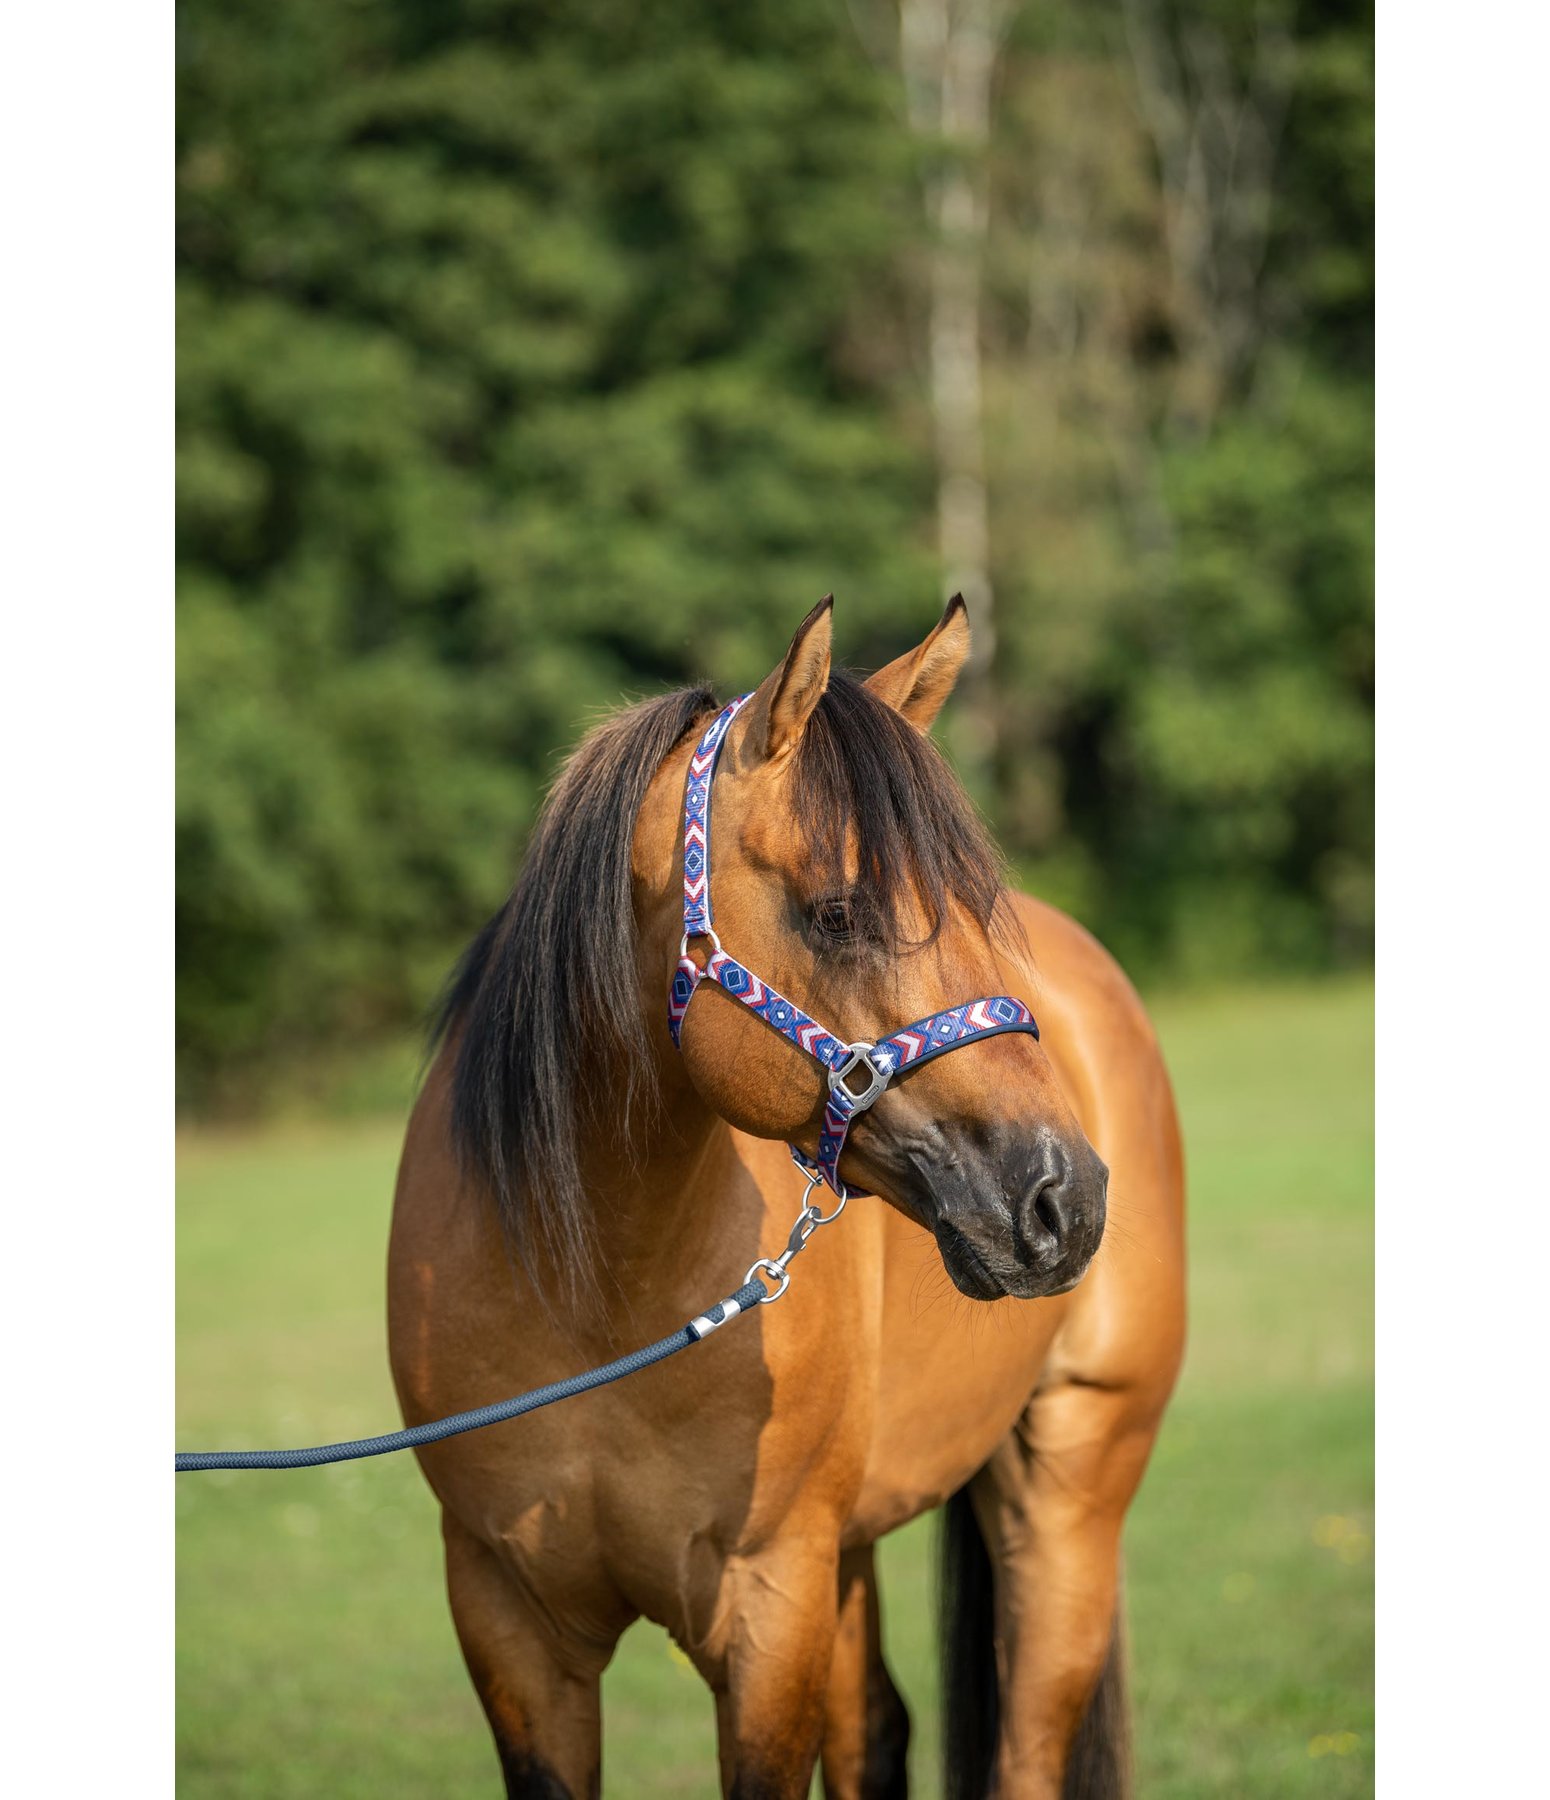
[[177, 978, 1373, 1796]]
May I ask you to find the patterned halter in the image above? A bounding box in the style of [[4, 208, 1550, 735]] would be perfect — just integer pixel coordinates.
[[667, 693, 1040, 1200]]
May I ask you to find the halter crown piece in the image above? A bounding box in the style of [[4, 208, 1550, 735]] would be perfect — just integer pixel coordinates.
[[668, 694, 1041, 1201]]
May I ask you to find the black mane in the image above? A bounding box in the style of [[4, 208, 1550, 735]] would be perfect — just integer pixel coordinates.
[[432, 670, 1010, 1310]]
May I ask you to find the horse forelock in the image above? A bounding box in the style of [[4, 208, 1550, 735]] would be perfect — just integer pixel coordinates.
[[792, 671, 1013, 954], [430, 665, 1013, 1314]]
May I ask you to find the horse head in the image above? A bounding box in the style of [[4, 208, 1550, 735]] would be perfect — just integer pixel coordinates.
[[664, 597, 1108, 1301]]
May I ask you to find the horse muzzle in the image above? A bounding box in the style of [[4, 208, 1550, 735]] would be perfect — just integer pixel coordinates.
[[919, 1126, 1108, 1301]]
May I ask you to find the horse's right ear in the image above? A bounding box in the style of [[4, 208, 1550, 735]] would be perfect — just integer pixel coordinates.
[[744, 596, 833, 764], [864, 594, 970, 731]]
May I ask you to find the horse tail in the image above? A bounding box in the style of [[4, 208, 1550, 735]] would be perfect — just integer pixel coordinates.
[[1063, 1607, 1133, 1799], [938, 1482, 1134, 1798], [939, 1485, 998, 1800]]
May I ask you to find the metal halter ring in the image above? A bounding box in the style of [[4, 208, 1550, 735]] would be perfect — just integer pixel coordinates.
[[801, 1168, 848, 1227], [743, 1257, 791, 1303], [679, 926, 723, 960], [829, 1041, 893, 1113]]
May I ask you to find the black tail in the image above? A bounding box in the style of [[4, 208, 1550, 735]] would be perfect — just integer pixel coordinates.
[[1063, 1611, 1132, 1800], [939, 1486, 999, 1800], [938, 1484, 1133, 1799]]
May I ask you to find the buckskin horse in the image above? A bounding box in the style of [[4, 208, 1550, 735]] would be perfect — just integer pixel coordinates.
[[388, 597, 1186, 1798]]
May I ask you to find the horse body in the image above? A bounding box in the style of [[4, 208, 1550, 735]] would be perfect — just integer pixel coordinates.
[[852, 891, 1183, 1544], [388, 602, 1184, 1798]]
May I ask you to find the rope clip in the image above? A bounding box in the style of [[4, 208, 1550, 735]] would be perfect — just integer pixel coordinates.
[[744, 1170, 849, 1304]]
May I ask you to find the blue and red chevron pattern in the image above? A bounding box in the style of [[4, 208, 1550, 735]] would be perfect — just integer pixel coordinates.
[[668, 945, 846, 1065], [668, 695, 1041, 1198], [681, 692, 750, 938], [876, 996, 1037, 1072]]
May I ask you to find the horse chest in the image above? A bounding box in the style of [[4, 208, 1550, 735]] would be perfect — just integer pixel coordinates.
[[845, 1214, 1067, 1541]]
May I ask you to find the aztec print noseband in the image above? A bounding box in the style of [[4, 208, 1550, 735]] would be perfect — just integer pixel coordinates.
[[667, 694, 1040, 1200]]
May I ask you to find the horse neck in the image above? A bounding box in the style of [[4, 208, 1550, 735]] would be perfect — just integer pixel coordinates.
[[580, 1056, 744, 1290], [575, 758, 746, 1285]]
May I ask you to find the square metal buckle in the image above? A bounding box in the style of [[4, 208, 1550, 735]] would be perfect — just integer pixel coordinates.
[[828, 1041, 892, 1113]]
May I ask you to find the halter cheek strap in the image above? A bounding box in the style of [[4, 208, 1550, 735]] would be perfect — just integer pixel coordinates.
[[668, 695, 1040, 1199]]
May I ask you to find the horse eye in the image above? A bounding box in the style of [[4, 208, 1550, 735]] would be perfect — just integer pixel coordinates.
[[811, 896, 856, 941]]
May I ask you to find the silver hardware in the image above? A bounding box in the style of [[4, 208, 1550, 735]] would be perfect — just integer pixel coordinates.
[[742, 1161, 854, 1309], [688, 1296, 741, 1339], [744, 1257, 791, 1303], [829, 1041, 893, 1113], [782, 1205, 822, 1263], [802, 1168, 849, 1226], [679, 926, 724, 960]]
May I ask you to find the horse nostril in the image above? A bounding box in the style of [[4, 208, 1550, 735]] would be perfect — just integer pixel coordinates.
[[1030, 1179, 1066, 1242], [1013, 1141, 1107, 1272], [1014, 1169, 1068, 1271]]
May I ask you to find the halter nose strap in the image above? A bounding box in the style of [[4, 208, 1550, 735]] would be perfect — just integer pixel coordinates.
[[667, 695, 1040, 1198]]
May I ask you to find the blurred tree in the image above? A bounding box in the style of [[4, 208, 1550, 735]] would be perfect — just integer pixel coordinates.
[[177, 0, 931, 1102], [899, 0, 1015, 696], [975, 0, 1372, 974], [177, 0, 1372, 1106]]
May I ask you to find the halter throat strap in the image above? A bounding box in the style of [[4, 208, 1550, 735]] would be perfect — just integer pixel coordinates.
[[667, 694, 1039, 1198]]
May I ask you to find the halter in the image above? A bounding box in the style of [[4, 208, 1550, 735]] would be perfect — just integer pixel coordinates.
[[173, 689, 1048, 1472], [667, 694, 1040, 1205]]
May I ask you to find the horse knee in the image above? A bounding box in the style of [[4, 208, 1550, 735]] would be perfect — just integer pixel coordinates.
[[443, 1514, 613, 1800]]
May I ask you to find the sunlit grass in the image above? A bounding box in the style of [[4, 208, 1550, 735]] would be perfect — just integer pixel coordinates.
[[177, 978, 1372, 1796]]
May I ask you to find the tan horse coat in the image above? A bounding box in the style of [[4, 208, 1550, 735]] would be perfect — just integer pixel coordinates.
[[389, 601, 1185, 1798]]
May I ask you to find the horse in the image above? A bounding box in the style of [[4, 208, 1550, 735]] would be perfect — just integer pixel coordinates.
[[388, 596, 1186, 1798]]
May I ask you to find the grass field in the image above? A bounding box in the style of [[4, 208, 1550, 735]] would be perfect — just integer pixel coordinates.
[[177, 978, 1373, 1797]]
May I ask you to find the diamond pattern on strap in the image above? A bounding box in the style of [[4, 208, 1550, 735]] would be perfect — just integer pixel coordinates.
[[667, 694, 1040, 1199]]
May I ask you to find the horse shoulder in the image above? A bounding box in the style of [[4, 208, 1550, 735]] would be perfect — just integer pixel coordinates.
[[1001, 889, 1187, 1427]]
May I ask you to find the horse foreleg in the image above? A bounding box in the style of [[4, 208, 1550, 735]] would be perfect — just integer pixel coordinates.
[[971, 1378, 1163, 1800], [443, 1510, 621, 1799], [819, 1544, 910, 1799], [711, 1529, 842, 1799]]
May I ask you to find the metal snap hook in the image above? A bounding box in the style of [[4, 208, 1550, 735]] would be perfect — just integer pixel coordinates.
[[781, 1206, 822, 1263], [743, 1256, 791, 1303]]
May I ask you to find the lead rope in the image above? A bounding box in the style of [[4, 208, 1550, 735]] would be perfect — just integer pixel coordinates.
[[178, 691, 1035, 1474], [174, 1171, 837, 1473]]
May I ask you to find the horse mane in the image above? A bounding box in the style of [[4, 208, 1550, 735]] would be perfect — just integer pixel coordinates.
[[432, 668, 1012, 1311], [430, 686, 719, 1310]]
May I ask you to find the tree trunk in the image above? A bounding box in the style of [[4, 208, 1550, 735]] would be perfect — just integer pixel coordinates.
[[899, 0, 1011, 729]]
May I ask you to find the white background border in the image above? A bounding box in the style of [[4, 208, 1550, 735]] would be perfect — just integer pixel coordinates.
[[3, 2, 1547, 1792], [3, 2, 172, 1790], [1378, 1, 1548, 1791]]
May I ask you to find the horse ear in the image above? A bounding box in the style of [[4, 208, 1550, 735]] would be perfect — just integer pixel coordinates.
[[864, 594, 970, 731], [746, 596, 834, 763]]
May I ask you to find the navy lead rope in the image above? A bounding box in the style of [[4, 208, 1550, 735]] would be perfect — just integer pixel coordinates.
[[175, 1279, 769, 1472], [175, 693, 1042, 1474]]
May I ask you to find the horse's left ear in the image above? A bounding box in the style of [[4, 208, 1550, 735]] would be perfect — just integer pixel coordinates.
[[864, 594, 971, 731], [745, 595, 834, 763]]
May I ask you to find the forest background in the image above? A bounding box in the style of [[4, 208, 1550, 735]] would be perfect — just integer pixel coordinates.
[[176, 0, 1373, 1110]]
